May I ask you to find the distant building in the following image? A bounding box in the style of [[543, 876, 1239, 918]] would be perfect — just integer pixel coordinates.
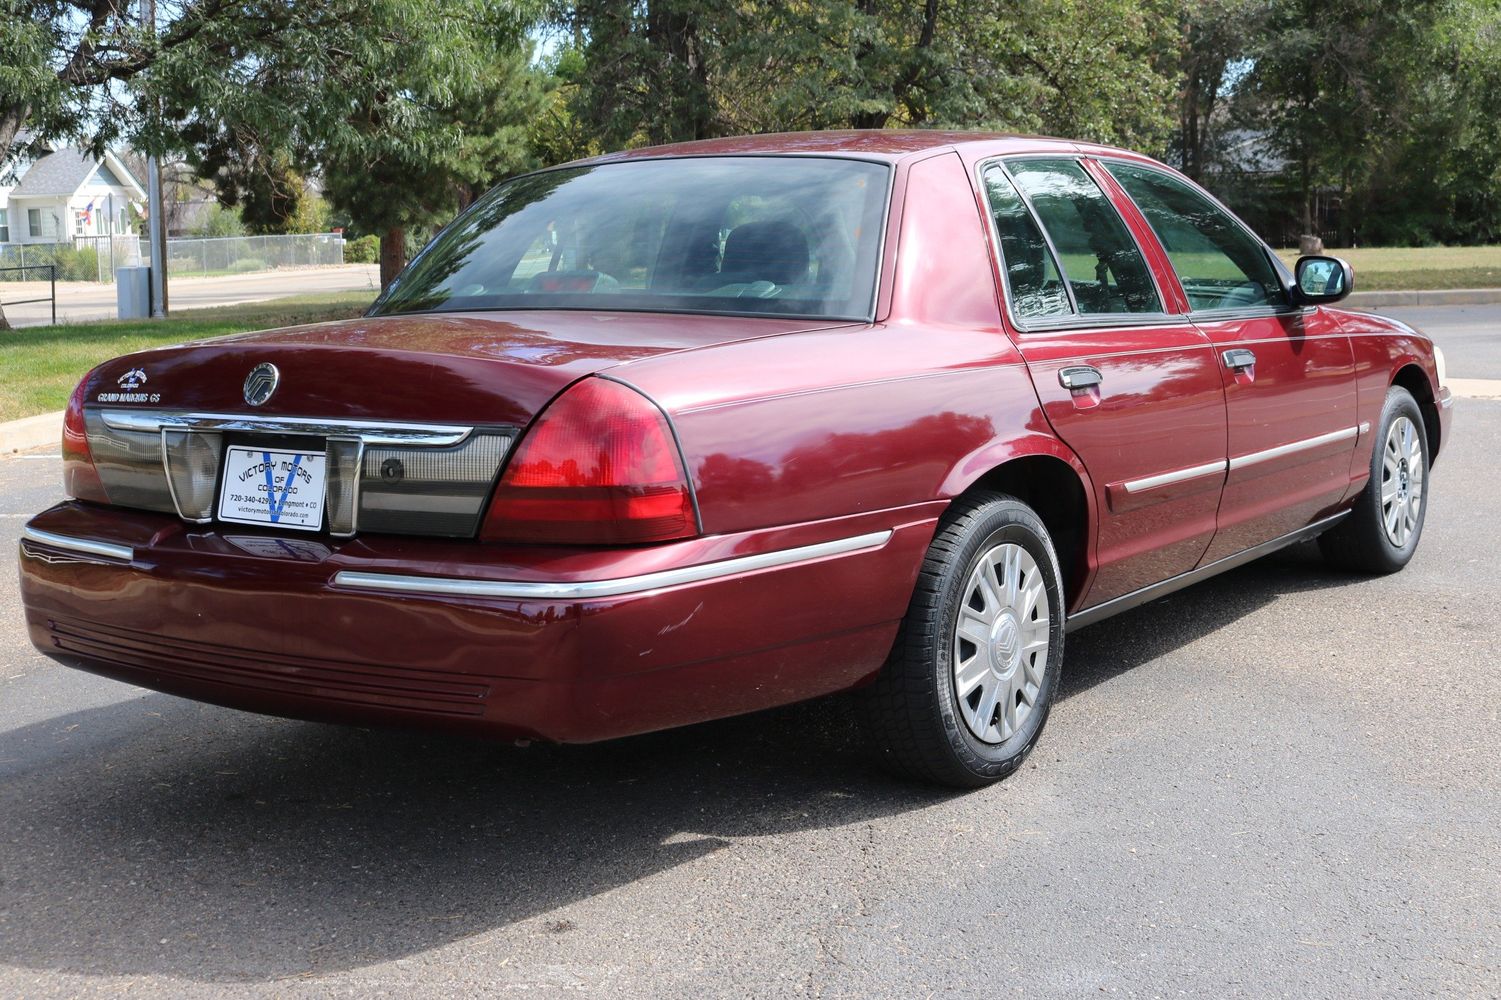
[[0, 136, 146, 245]]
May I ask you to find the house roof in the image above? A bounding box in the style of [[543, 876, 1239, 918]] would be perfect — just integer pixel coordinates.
[[8, 145, 146, 199]]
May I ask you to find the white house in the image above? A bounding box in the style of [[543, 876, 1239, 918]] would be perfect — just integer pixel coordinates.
[[0, 138, 146, 245]]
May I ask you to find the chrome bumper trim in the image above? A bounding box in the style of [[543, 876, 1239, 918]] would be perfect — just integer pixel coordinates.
[[333, 530, 895, 601], [1228, 425, 1358, 471], [1122, 460, 1227, 494], [20, 526, 134, 563], [100, 410, 474, 447]]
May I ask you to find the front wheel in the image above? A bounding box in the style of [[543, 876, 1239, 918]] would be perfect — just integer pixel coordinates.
[[1319, 385, 1430, 574], [859, 492, 1065, 788]]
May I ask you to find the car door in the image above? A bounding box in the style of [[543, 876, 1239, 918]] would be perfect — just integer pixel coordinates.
[[980, 157, 1229, 608], [1099, 160, 1358, 564]]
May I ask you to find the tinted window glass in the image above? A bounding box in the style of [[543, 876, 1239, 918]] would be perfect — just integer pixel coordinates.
[[1106, 162, 1288, 312], [981, 164, 1071, 319], [376, 157, 889, 320], [1006, 159, 1161, 315]]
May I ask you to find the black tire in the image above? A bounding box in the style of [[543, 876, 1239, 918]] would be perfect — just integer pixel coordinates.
[[1319, 385, 1430, 574], [859, 492, 1065, 788]]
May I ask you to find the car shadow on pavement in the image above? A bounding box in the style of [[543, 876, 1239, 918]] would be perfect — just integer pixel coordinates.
[[0, 542, 1365, 984]]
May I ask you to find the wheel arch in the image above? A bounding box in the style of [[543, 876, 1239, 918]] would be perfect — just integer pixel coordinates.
[[1391, 362, 1442, 460], [941, 443, 1095, 611]]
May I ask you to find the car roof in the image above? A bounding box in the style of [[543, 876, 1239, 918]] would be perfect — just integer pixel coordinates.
[[575, 130, 1153, 166]]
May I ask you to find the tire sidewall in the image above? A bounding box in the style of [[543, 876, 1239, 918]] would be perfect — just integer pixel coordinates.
[[1366, 388, 1429, 565], [929, 504, 1065, 780]]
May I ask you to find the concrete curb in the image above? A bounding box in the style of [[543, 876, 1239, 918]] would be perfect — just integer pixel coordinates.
[[1346, 288, 1501, 308], [0, 410, 62, 455]]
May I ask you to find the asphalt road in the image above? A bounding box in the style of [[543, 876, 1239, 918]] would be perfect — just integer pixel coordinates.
[[0, 308, 1497, 998]]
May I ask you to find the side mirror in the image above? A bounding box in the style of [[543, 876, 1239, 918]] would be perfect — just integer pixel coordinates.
[[1294, 255, 1354, 304]]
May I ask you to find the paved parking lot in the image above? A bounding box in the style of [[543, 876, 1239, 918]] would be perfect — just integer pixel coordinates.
[[0, 307, 1496, 998]]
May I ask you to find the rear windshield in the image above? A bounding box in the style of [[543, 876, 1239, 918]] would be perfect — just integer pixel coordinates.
[[374, 156, 890, 321]]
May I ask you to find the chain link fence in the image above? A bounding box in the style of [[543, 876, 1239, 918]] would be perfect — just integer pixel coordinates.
[[0, 233, 345, 283]]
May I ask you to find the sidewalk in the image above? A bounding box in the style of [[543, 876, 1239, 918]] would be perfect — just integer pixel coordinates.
[[0, 264, 379, 328]]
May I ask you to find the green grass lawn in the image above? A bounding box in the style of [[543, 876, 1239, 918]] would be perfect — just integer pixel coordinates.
[[1274, 245, 1501, 291], [0, 291, 375, 423]]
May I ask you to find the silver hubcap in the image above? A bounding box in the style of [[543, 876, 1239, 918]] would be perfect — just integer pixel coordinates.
[[1381, 416, 1425, 547], [952, 542, 1050, 745]]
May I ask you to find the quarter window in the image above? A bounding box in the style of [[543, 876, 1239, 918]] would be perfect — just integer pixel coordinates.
[[980, 164, 1070, 319], [1006, 159, 1161, 315], [1106, 162, 1287, 312]]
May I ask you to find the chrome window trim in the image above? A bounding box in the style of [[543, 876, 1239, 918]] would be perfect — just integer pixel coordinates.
[[1122, 459, 1228, 494], [100, 410, 477, 447], [20, 527, 134, 563], [1228, 426, 1359, 471], [332, 529, 895, 601]]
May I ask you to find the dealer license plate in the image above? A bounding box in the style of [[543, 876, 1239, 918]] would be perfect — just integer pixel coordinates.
[[217, 446, 328, 531]]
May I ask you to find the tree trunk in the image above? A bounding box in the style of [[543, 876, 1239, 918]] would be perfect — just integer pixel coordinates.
[[379, 227, 405, 290]]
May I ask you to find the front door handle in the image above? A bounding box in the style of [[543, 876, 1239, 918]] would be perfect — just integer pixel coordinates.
[[1059, 366, 1103, 390], [1222, 348, 1257, 370]]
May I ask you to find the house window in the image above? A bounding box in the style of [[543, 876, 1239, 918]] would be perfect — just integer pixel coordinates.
[[0, 208, 8, 242], [119, 208, 128, 233], [74, 212, 87, 236], [28, 208, 42, 238]]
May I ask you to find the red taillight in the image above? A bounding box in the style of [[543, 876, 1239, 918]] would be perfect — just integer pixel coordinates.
[[62, 375, 109, 503], [483, 377, 697, 545]]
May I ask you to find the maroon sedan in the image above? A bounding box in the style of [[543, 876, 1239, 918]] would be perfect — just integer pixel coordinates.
[[19, 132, 1452, 786]]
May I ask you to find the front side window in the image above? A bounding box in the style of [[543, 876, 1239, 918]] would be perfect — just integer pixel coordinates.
[[1006, 158, 1161, 316], [376, 157, 890, 321], [1106, 161, 1287, 312], [981, 164, 1071, 320]]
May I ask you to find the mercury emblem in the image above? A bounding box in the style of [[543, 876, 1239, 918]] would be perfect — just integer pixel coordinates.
[[243, 362, 280, 407]]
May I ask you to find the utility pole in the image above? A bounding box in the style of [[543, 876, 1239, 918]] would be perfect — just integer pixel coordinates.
[[142, 0, 167, 317]]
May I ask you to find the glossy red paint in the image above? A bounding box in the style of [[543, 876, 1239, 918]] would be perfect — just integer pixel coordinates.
[[19, 131, 1451, 744]]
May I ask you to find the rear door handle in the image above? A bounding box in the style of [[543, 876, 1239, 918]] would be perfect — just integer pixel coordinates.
[[1222, 348, 1257, 370], [1059, 366, 1103, 390]]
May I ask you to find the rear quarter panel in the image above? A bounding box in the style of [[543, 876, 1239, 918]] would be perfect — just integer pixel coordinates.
[[615, 150, 1073, 537]]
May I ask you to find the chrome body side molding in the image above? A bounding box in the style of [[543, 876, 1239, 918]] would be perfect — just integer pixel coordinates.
[[1066, 511, 1351, 632], [1121, 460, 1228, 494], [100, 410, 475, 447], [1228, 426, 1359, 471], [20, 526, 134, 563], [333, 530, 895, 601]]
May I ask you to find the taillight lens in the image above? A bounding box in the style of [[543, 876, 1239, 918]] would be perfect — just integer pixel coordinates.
[[483, 377, 697, 545], [62, 375, 109, 503]]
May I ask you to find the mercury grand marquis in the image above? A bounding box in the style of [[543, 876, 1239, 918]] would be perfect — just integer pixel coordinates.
[[18, 131, 1453, 786]]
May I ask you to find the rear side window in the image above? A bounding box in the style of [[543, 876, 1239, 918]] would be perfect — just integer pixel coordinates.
[[1006, 159, 1161, 316], [1105, 162, 1288, 312], [980, 165, 1071, 320]]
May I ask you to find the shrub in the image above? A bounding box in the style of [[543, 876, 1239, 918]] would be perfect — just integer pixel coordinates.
[[229, 257, 268, 274], [344, 234, 379, 264], [53, 246, 101, 282]]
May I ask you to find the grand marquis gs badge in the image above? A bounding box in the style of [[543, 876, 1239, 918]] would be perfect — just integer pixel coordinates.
[[243, 362, 280, 407]]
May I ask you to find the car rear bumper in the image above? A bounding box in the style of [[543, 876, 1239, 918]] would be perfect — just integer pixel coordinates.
[[18, 501, 938, 743]]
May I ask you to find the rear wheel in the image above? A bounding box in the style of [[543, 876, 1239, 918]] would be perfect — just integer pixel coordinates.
[[1319, 385, 1429, 573], [859, 492, 1065, 788]]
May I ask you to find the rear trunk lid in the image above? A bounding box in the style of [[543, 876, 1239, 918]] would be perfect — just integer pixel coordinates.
[[78, 310, 849, 540], [87, 310, 842, 425]]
